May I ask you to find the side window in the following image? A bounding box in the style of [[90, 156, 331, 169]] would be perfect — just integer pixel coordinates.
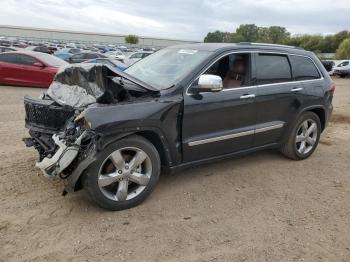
[[130, 53, 142, 59], [19, 55, 37, 65], [72, 53, 85, 59], [339, 61, 349, 67], [289, 55, 320, 80], [203, 53, 250, 88], [256, 54, 291, 84], [0, 54, 22, 64], [86, 53, 98, 59]]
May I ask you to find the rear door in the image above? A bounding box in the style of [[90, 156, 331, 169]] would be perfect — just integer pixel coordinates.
[[0, 53, 25, 84], [253, 52, 307, 146]]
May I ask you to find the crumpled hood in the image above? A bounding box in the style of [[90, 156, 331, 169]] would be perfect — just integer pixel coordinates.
[[47, 63, 158, 108]]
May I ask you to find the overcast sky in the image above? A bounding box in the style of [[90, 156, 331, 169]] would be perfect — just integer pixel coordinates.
[[1, 0, 349, 41]]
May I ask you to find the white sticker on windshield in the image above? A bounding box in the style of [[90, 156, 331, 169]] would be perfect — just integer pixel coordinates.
[[178, 49, 198, 55]]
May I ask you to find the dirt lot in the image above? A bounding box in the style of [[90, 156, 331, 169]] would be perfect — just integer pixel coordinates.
[[0, 79, 349, 262]]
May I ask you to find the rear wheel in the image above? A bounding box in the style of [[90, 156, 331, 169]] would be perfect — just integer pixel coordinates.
[[281, 112, 321, 160], [84, 135, 160, 211]]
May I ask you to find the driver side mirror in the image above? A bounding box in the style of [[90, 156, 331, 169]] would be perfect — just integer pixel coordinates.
[[191, 74, 223, 93]]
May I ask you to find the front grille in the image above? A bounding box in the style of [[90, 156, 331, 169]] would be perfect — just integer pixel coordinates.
[[24, 96, 75, 132]]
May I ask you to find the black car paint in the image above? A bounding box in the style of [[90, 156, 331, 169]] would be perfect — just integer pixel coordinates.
[[26, 44, 333, 192], [82, 45, 332, 170]]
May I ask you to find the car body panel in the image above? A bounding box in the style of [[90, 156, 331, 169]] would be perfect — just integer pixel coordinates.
[[182, 87, 257, 162], [83, 96, 183, 166], [22, 43, 334, 192]]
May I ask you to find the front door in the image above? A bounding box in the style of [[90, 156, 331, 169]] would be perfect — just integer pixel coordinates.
[[182, 52, 257, 162]]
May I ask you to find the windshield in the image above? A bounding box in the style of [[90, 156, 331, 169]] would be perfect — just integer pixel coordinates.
[[125, 48, 212, 90]]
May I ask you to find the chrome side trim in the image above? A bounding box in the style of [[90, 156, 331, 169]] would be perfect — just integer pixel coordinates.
[[188, 123, 284, 146], [188, 130, 254, 147], [254, 123, 284, 134]]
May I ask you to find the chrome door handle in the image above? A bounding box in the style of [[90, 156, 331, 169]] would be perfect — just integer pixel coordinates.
[[291, 87, 303, 92], [240, 94, 255, 99]]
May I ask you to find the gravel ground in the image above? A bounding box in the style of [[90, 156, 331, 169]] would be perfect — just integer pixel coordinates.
[[0, 78, 349, 262]]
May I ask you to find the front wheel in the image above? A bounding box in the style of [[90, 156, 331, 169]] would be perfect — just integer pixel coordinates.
[[281, 112, 321, 160], [84, 135, 160, 211]]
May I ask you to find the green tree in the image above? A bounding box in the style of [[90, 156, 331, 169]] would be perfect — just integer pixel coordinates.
[[204, 30, 231, 42], [336, 38, 350, 59], [203, 25, 349, 53], [235, 24, 260, 42], [267, 26, 290, 44], [125, 34, 139, 44]]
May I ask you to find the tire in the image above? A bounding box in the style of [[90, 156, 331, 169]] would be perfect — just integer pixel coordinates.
[[280, 112, 321, 160], [83, 135, 160, 211]]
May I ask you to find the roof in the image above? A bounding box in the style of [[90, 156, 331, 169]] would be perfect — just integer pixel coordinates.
[[168, 42, 308, 54]]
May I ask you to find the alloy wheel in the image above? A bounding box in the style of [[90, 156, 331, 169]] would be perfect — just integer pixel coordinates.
[[97, 147, 152, 201], [295, 119, 318, 155]]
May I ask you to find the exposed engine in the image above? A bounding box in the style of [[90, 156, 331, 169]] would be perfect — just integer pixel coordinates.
[[23, 64, 159, 180]]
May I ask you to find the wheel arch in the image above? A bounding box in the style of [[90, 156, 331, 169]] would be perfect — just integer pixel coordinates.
[[98, 129, 173, 167], [68, 128, 176, 193], [281, 105, 326, 145], [308, 107, 326, 131]]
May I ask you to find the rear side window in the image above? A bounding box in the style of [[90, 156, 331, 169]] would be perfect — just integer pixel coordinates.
[[289, 55, 320, 80], [256, 54, 291, 84], [72, 53, 85, 59], [0, 54, 22, 64], [86, 53, 98, 59], [0, 54, 37, 65]]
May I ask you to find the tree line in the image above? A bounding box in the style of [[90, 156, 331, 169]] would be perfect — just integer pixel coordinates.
[[204, 24, 350, 59]]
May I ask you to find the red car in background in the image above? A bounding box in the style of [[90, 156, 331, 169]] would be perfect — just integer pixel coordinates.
[[0, 51, 68, 88]]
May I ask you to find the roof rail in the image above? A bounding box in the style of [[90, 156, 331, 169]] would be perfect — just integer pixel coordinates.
[[237, 42, 304, 50]]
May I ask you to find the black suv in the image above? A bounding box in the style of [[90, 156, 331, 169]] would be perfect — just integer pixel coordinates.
[[24, 43, 334, 210]]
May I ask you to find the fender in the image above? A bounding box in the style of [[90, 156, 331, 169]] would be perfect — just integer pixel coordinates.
[[96, 126, 176, 165], [280, 104, 327, 144]]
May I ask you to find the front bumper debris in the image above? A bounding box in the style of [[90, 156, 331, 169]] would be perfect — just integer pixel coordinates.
[[35, 131, 86, 177]]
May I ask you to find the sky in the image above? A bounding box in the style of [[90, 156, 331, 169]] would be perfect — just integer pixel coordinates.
[[1, 0, 349, 41]]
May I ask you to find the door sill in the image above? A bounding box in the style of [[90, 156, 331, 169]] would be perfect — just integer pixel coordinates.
[[167, 143, 279, 174]]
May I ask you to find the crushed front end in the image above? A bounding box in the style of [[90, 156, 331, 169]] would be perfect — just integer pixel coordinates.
[[23, 95, 97, 183], [23, 64, 159, 193]]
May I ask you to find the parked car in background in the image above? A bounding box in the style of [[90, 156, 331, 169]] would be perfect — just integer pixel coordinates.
[[83, 58, 128, 71], [65, 43, 77, 48], [12, 41, 28, 48], [321, 60, 334, 73], [68, 52, 107, 63], [0, 51, 68, 88], [333, 67, 350, 78], [104, 51, 126, 61], [25, 46, 52, 54], [23, 43, 334, 210], [124, 51, 153, 66], [0, 40, 11, 47], [332, 60, 350, 73], [0, 46, 17, 52], [54, 48, 81, 61]]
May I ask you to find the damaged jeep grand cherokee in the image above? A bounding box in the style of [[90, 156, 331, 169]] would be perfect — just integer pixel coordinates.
[[24, 43, 334, 211]]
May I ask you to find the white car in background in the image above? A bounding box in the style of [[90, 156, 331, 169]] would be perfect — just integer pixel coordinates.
[[124, 51, 153, 66], [104, 50, 126, 61], [330, 60, 350, 75]]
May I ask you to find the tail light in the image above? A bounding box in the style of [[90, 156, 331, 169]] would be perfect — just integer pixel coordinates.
[[330, 82, 336, 95]]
